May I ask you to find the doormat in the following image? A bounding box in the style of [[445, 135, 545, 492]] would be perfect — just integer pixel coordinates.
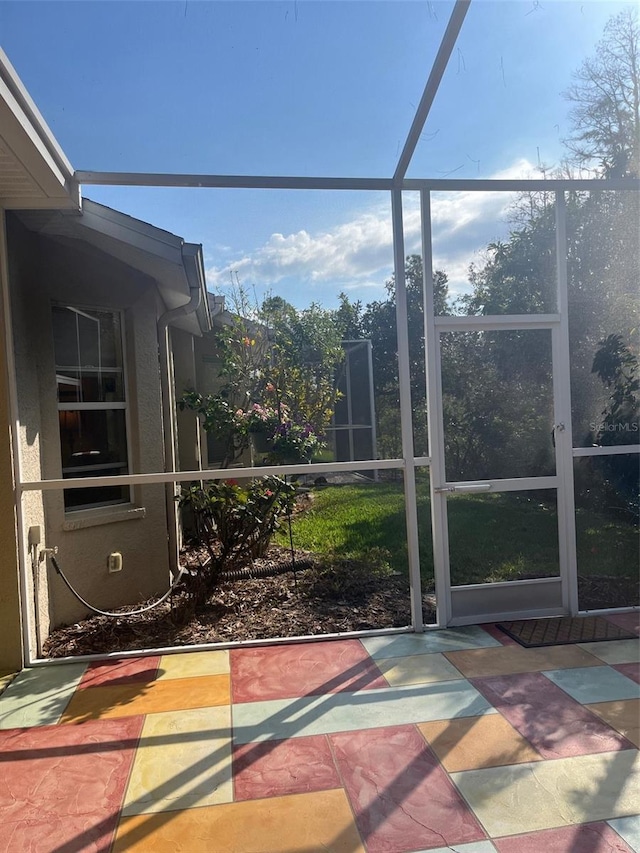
[[496, 616, 637, 648]]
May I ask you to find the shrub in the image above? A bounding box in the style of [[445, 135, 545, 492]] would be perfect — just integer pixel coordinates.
[[178, 476, 296, 587]]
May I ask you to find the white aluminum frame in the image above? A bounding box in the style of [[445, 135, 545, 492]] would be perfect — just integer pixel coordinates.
[[53, 304, 133, 512], [3, 0, 639, 665]]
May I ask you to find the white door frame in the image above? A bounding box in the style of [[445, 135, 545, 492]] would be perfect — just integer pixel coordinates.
[[420, 188, 579, 626]]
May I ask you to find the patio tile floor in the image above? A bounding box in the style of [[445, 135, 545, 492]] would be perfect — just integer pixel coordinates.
[[0, 618, 637, 852]]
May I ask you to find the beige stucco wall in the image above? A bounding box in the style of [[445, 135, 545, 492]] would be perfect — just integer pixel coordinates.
[[5, 215, 47, 655], [6, 215, 172, 629], [0, 211, 23, 671]]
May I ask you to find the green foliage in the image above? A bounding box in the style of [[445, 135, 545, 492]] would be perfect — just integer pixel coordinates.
[[180, 282, 355, 466], [269, 421, 323, 463], [178, 476, 296, 580], [259, 296, 348, 435], [361, 255, 449, 457], [585, 335, 640, 519], [178, 389, 248, 467]]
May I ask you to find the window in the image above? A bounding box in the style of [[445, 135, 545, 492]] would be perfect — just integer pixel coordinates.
[[52, 306, 130, 511]]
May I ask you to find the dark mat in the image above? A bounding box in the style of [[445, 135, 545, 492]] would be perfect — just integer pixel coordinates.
[[497, 616, 637, 648]]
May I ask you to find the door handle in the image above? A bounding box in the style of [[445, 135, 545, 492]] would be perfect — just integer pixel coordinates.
[[551, 423, 565, 448], [435, 483, 493, 494]]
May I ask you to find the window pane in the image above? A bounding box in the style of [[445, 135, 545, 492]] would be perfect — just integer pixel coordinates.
[[575, 454, 639, 611], [440, 329, 555, 481], [53, 307, 125, 403], [63, 481, 130, 511], [60, 409, 128, 471], [60, 409, 129, 510], [430, 191, 557, 316], [448, 490, 560, 587], [567, 191, 640, 447]]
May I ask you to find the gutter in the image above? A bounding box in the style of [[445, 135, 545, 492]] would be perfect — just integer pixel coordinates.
[[157, 243, 207, 575]]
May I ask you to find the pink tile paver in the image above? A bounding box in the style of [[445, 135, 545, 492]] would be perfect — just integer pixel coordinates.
[[79, 656, 161, 688], [480, 623, 521, 646], [612, 662, 640, 685], [472, 671, 633, 758], [233, 734, 341, 801], [494, 822, 636, 852], [330, 724, 485, 853], [230, 638, 387, 702], [0, 715, 143, 852]]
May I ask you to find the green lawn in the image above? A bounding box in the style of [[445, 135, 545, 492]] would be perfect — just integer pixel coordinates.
[[281, 480, 639, 587]]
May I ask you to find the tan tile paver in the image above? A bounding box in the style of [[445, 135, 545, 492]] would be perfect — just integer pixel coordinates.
[[444, 643, 604, 678], [418, 714, 542, 771], [586, 699, 640, 747]]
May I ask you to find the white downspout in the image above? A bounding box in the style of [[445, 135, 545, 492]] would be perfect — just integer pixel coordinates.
[[157, 252, 202, 577]]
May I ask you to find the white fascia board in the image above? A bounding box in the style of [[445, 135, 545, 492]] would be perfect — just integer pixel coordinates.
[[78, 199, 185, 264], [0, 49, 78, 207]]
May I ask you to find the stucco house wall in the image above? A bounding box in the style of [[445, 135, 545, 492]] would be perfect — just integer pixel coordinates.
[[0, 220, 23, 670], [6, 213, 171, 628]]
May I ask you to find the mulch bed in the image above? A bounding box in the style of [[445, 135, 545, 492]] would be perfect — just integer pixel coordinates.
[[42, 547, 636, 659], [43, 547, 437, 658]]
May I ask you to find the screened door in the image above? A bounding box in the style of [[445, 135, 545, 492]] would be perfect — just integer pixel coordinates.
[[430, 321, 571, 625]]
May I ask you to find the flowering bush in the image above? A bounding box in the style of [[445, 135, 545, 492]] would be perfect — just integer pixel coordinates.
[[178, 476, 296, 579], [238, 402, 286, 435], [270, 421, 323, 462]]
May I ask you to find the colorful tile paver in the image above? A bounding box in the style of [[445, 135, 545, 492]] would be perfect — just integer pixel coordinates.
[[471, 670, 634, 758], [417, 714, 542, 772], [445, 643, 604, 678], [122, 705, 233, 814], [232, 734, 341, 800], [113, 789, 366, 853], [586, 699, 640, 748], [493, 822, 636, 853], [543, 665, 640, 704], [79, 656, 161, 689], [60, 673, 230, 723], [230, 638, 385, 703], [451, 750, 640, 837], [577, 639, 640, 665], [0, 716, 142, 852], [0, 662, 87, 729], [613, 661, 640, 685], [331, 724, 486, 853], [0, 622, 637, 853]]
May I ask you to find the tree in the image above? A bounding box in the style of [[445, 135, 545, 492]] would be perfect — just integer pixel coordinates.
[[563, 8, 639, 177], [181, 286, 352, 467], [361, 256, 449, 457], [260, 296, 350, 436]]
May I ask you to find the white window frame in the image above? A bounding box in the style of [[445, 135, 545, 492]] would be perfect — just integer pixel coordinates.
[[53, 303, 133, 513]]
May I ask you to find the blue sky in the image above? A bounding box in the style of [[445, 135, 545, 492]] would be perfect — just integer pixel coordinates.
[[0, 0, 633, 308]]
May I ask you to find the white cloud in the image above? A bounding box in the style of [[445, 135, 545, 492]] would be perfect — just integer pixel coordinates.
[[205, 158, 537, 302]]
